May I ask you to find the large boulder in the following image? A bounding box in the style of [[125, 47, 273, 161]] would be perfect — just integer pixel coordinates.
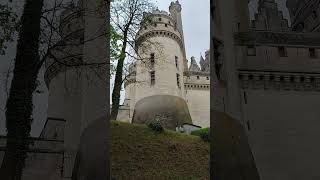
[[132, 95, 192, 130]]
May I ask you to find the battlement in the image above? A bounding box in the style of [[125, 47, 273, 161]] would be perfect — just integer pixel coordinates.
[[151, 9, 170, 16], [184, 72, 210, 90], [238, 70, 320, 91], [137, 12, 181, 41]]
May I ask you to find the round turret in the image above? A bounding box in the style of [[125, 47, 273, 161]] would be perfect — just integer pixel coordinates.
[[131, 7, 192, 129], [44, 6, 85, 121]]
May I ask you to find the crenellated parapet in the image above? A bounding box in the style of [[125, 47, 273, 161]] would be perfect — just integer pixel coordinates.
[[135, 29, 183, 51], [44, 4, 85, 88], [184, 71, 210, 90], [239, 70, 320, 91], [135, 10, 183, 51]]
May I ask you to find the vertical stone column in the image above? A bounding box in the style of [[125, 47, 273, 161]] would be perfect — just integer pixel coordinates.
[[217, 0, 249, 121], [62, 0, 109, 179], [211, 1, 260, 179], [80, 0, 108, 131], [169, 1, 188, 71]]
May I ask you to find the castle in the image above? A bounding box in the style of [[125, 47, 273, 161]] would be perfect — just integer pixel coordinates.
[[1, 0, 320, 179], [213, 0, 320, 179], [116, 1, 210, 129]]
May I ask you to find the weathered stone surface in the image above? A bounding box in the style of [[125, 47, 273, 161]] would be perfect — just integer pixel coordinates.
[[211, 110, 260, 180], [71, 117, 110, 180], [132, 95, 192, 130]]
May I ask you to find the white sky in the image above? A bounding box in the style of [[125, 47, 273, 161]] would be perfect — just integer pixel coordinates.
[[156, 0, 210, 60]]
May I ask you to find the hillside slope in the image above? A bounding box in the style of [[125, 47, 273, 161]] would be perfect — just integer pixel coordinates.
[[111, 121, 210, 180]]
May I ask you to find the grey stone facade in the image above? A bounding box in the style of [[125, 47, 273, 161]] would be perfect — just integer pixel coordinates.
[[213, 0, 320, 179]]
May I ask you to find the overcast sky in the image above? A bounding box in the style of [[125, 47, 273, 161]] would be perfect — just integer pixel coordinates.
[[0, 0, 290, 136], [156, 0, 210, 61]]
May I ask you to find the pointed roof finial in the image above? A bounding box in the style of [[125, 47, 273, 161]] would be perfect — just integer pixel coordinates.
[[189, 56, 201, 72]]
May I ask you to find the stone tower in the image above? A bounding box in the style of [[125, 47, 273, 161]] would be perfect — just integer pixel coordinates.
[[169, 0, 188, 70], [44, 0, 108, 178], [130, 5, 192, 129]]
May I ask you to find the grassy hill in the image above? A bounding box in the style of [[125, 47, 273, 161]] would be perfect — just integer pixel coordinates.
[[111, 121, 210, 180]]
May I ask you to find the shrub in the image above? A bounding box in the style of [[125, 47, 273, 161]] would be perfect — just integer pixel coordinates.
[[191, 128, 210, 142], [148, 118, 164, 133]]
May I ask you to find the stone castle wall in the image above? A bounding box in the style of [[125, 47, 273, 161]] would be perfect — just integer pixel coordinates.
[[240, 89, 320, 180], [184, 73, 210, 128]]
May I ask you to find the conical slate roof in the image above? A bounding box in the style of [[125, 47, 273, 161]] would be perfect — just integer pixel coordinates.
[[189, 56, 201, 72]]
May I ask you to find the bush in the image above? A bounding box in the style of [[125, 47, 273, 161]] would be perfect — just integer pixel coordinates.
[[148, 119, 163, 133], [191, 128, 210, 142]]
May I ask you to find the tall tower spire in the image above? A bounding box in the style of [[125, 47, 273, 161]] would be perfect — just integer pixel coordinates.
[[169, 0, 188, 70]]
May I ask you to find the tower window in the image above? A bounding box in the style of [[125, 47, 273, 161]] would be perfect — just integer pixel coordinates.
[[278, 46, 287, 57], [150, 71, 155, 85], [247, 46, 256, 56], [159, 17, 162, 21], [150, 53, 155, 67], [309, 48, 316, 58], [154, 23, 157, 27], [176, 73, 180, 88], [206, 77, 209, 80], [175, 56, 178, 69], [197, 76, 200, 79], [165, 24, 168, 27]]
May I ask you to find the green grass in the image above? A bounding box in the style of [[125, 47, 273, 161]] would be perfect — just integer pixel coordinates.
[[191, 128, 210, 142], [111, 121, 210, 180]]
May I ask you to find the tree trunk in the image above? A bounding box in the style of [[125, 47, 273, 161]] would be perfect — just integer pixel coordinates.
[[0, 0, 43, 179], [110, 31, 128, 120], [110, 45, 126, 120]]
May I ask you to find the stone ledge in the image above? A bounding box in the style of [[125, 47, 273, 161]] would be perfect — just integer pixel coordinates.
[[234, 31, 320, 47], [238, 70, 320, 91]]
